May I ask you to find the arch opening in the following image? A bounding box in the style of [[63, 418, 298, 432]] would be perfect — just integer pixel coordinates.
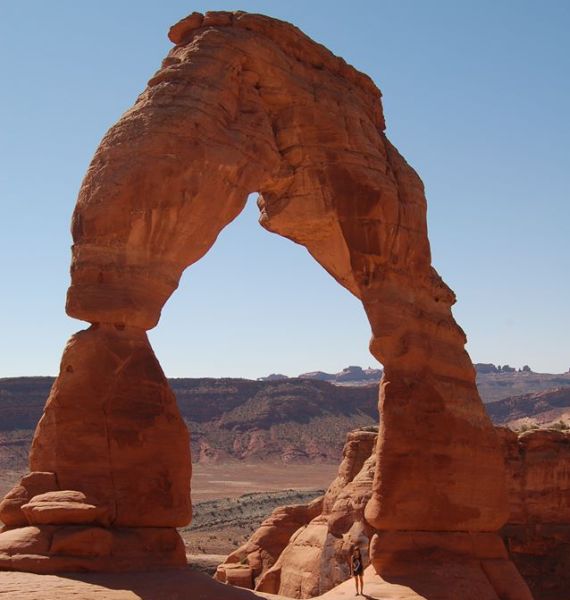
[[149, 194, 377, 380]]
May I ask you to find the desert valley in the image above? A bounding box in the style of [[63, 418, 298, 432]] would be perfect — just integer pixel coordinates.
[[1, 364, 569, 598]]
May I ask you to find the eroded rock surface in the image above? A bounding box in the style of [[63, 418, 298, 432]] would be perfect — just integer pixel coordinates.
[[2, 10, 510, 580], [221, 428, 570, 599], [217, 430, 376, 596], [215, 496, 323, 587], [498, 428, 570, 600], [0, 326, 191, 570], [29, 325, 191, 529], [67, 8, 505, 533], [259, 431, 377, 597]]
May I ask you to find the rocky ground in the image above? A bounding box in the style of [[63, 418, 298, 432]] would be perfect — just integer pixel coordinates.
[[180, 488, 324, 558]]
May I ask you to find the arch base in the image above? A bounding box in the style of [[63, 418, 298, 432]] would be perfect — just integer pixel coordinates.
[[370, 532, 534, 600]]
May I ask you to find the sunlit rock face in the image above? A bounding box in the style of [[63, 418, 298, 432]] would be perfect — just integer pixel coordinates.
[[1, 10, 513, 580]]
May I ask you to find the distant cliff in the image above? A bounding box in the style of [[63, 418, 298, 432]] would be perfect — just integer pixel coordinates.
[[486, 387, 570, 429], [1, 370, 569, 498], [259, 364, 570, 401]]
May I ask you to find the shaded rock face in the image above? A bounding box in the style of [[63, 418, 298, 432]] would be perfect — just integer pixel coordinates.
[[1, 10, 508, 574], [498, 428, 570, 600]]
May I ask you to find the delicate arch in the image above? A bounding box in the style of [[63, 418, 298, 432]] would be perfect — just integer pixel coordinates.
[[66, 11, 506, 531], [0, 12, 510, 577]]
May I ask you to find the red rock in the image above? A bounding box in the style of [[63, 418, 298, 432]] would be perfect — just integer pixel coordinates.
[[65, 9, 505, 535], [481, 559, 535, 600], [1, 9, 512, 576], [0, 472, 59, 528], [498, 427, 570, 599], [50, 526, 113, 558], [368, 531, 532, 600], [230, 426, 546, 599], [223, 565, 254, 589], [216, 496, 323, 585], [21, 491, 111, 527], [168, 12, 203, 44], [0, 486, 29, 527], [19, 472, 58, 497], [254, 431, 376, 596], [0, 525, 185, 573], [0, 526, 52, 556], [29, 324, 191, 529]]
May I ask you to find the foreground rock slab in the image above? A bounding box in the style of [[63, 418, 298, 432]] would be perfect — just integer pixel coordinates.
[[0, 565, 530, 600], [0, 568, 287, 600]]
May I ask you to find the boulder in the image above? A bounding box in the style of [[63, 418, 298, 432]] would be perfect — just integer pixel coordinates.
[[0, 472, 59, 528], [21, 490, 112, 527]]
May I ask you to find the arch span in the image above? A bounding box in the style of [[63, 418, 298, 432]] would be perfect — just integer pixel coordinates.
[[0, 12, 521, 591]]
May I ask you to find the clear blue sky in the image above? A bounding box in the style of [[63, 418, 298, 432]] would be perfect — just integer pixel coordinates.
[[0, 1, 568, 378]]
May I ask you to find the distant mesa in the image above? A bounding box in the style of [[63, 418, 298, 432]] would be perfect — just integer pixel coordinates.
[[475, 363, 534, 374], [259, 363, 565, 387], [259, 373, 289, 381], [258, 365, 383, 385]]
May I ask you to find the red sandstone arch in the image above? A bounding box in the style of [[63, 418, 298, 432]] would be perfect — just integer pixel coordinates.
[[0, 12, 528, 595]]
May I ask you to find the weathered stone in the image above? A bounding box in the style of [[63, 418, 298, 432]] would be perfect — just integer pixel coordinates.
[[21, 491, 112, 527], [498, 427, 570, 599], [0, 486, 29, 528], [65, 9, 505, 536], [0, 525, 185, 573], [29, 325, 191, 529], [216, 496, 323, 584], [230, 427, 560, 598], [0, 10, 512, 580], [224, 565, 254, 589], [0, 472, 59, 528], [0, 526, 52, 557], [254, 431, 375, 597], [50, 526, 113, 558]]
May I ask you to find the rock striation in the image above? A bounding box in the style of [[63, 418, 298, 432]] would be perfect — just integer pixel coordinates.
[[0, 10, 518, 589], [498, 428, 570, 600]]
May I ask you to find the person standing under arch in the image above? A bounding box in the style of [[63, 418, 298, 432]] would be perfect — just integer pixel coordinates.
[[349, 545, 364, 595]]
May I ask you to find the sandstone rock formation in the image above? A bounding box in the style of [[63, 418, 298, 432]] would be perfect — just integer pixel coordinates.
[[256, 431, 377, 597], [0, 326, 190, 570], [222, 427, 570, 598], [498, 428, 570, 600], [0, 10, 519, 591], [215, 496, 323, 588], [216, 430, 376, 594]]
